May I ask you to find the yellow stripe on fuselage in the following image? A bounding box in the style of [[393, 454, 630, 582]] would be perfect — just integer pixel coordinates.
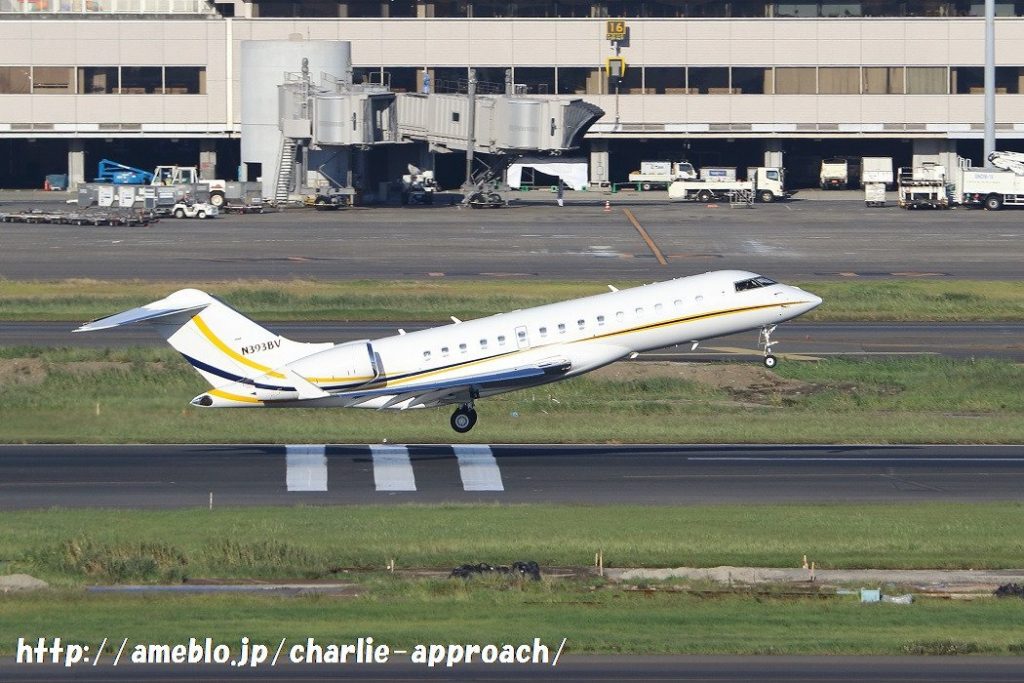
[[191, 315, 287, 379], [208, 388, 264, 404], [366, 300, 810, 392]]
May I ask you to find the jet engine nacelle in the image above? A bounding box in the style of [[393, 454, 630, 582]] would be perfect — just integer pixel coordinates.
[[285, 340, 380, 387]]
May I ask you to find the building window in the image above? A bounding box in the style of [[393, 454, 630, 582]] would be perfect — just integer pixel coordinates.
[[731, 67, 770, 95], [644, 67, 687, 94], [120, 66, 163, 94], [32, 66, 74, 94], [76, 67, 118, 94], [0, 66, 31, 94], [818, 67, 860, 94], [383, 67, 419, 93], [688, 67, 731, 94], [863, 67, 904, 94], [164, 67, 205, 95], [907, 67, 948, 94], [774, 67, 816, 94], [557, 66, 601, 95], [513, 67, 555, 95]]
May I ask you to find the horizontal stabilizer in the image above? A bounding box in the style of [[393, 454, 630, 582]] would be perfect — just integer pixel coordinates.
[[74, 302, 209, 332]]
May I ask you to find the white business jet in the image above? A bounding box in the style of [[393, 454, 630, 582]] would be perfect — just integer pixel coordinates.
[[75, 270, 821, 433]]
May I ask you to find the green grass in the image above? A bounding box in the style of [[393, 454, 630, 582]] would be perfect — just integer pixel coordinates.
[[2, 278, 1024, 322], [3, 587, 1024, 656], [4, 504, 1023, 585], [0, 349, 1021, 443]]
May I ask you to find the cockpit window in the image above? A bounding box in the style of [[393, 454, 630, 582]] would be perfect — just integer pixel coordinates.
[[734, 276, 778, 292]]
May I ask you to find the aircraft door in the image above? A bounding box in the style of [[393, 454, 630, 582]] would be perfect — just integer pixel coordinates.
[[515, 325, 530, 349]]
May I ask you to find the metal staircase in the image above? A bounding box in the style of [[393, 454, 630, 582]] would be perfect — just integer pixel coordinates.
[[275, 138, 297, 204]]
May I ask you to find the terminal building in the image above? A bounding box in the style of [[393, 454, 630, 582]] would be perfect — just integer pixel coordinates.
[[2, 1, 1024, 190]]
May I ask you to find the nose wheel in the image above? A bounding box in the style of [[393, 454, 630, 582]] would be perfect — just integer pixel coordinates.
[[759, 325, 779, 369], [450, 404, 478, 433]]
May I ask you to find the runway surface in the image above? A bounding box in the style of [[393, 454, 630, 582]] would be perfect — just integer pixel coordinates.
[[1, 201, 1022, 281], [3, 655, 1024, 682], [2, 444, 1022, 509], [4, 321, 1023, 361]]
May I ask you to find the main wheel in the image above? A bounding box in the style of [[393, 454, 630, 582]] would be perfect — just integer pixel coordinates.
[[450, 407, 478, 433], [758, 190, 775, 203], [642, 182, 652, 191], [763, 355, 778, 369], [985, 194, 1003, 211], [696, 190, 714, 202], [208, 192, 225, 208]]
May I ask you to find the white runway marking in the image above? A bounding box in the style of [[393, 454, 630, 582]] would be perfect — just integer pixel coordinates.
[[453, 445, 505, 491], [286, 445, 328, 492], [371, 445, 417, 491]]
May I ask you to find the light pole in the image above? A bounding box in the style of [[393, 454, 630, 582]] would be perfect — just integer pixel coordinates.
[[984, 0, 995, 166]]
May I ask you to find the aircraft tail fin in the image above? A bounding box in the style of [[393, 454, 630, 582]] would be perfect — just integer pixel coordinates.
[[75, 289, 330, 388]]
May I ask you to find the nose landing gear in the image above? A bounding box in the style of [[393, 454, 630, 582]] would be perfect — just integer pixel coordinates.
[[450, 404, 478, 433], [759, 325, 779, 369]]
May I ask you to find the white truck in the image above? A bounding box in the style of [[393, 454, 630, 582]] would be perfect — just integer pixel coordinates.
[[151, 166, 234, 207], [820, 158, 849, 190], [861, 157, 894, 187], [668, 167, 786, 203], [627, 161, 697, 190], [954, 151, 1024, 210]]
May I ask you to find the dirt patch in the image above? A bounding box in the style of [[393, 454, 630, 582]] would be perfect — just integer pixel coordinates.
[[0, 358, 47, 386], [591, 361, 819, 405], [0, 574, 49, 593]]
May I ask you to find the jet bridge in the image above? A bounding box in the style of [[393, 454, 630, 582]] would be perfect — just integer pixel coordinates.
[[271, 65, 603, 204]]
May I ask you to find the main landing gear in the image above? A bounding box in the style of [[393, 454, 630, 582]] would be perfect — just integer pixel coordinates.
[[450, 403, 478, 433], [759, 325, 779, 369]]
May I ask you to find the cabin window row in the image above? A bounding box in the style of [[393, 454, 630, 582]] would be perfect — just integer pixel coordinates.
[[418, 298, 696, 361]]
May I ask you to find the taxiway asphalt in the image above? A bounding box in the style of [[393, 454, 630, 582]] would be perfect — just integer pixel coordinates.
[[1, 444, 1021, 509], [1, 200, 1022, 281]]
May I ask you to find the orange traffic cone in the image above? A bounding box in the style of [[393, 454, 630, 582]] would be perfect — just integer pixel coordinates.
[[603, 200, 611, 213]]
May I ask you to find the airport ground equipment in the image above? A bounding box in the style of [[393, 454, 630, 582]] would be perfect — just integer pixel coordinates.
[[861, 157, 894, 188], [864, 183, 887, 207], [77, 176, 262, 212], [170, 202, 218, 219], [820, 158, 849, 189], [400, 164, 438, 205], [0, 208, 155, 226], [668, 167, 786, 203], [626, 161, 696, 191], [897, 164, 949, 209], [952, 151, 1024, 210], [95, 159, 155, 185]]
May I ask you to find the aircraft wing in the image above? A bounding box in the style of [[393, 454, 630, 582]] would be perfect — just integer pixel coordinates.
[[341, 358, 571, 409]]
